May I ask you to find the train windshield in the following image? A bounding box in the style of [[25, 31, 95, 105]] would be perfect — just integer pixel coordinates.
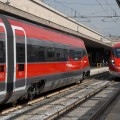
[[113, 47, 120, 58]]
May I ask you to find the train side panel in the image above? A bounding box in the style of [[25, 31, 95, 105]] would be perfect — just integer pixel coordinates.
[[0, 14, 90, 104]]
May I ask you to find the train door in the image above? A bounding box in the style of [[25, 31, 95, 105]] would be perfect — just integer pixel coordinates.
[[0, 23, 7, 96], [12, 26, 27, 92]]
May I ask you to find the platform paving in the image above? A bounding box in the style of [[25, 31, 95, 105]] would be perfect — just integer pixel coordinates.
[[105, 99, 120, 120], [90, 67, 108, 76]]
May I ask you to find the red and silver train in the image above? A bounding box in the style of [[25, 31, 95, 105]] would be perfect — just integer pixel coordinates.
[[109, 43, 120, 77], [0, 14, 90, 104]]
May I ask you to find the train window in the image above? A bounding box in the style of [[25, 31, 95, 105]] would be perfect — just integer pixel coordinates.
[[47, 47, 55, 61], [27, 45, 32, 62], [69, 50, 81, 61], [62, 49, 68, 61], [0, 41, 5, 63], [114, 48, 120, 58], [32, 45, 40, 62], [55, 48, 61, 61], [0, 26, 5, 63], [69, 50, 74, 60], [27, 45, 38, 62], [16, 43, 25, 63], [27, 45, 46, 62], [74, 51, 82, 60], [83, 49, 87, 56], [38, 47, 45, 61], [63, 49, 68, 61], [55, 48, 68, 61]]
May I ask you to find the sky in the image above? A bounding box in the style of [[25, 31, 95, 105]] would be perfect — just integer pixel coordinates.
[[41, 0, 120, 38]]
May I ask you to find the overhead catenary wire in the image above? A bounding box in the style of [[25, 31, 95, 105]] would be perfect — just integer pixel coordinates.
[[41, 0, 120, 36], [96, 0, 120, 26], [43, 0, 116, 5], [42, 0, 100, 29]]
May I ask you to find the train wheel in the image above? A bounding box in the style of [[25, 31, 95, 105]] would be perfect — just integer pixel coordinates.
[[12, 100, 17, 107], [77, 74, 84, 83], [80, 73, 84, 83], [83, 71, 89, 79], [28, 85, 35, 101]]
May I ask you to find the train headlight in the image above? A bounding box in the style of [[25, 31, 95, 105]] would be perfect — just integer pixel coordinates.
[[111, 59, 115, 65]]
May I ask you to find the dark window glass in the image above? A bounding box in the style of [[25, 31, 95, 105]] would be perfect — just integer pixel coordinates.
[[38, 47, 46, 61], [69, 50, 82, 61], [0, 28, 5, 63], [0, 41, 5, 63], [74, 51, 82, 60], [83, 49, 87, 56], [47, 47, 55, 61], [15, 30, 25, 63], [16, 43, 25, 63], [27, 45, 32, 62], [27, 45, 46, 62], [62, 49, 68, 61], [55, 48, 68, 61], [27, 45, 38, 62], [113, 47, 120, 58], [55, 48, 61, 61], [69, 50, 74, 59], [32, 45, 39, 62]]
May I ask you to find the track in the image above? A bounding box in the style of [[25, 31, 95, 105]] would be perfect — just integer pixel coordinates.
[[58, 78, 120, 120], [0, 72, 118, 120]]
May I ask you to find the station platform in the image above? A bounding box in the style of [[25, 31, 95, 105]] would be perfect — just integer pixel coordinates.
[[105, 99, 120, 120], [90, 67, 119, 120], [90, 67, 108, 76]]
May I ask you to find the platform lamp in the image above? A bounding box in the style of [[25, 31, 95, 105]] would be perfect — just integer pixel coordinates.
[[116, 0, 120, 8]]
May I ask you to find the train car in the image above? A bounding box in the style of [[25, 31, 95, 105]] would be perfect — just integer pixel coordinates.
[[0, 14, 90, 104], [109, 43, 120, 77]]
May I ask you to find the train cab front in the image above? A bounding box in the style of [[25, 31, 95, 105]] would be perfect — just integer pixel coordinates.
[[109, 47, 120, 77]]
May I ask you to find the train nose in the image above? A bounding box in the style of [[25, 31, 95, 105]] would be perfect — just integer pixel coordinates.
[[114, 61, 120, 67]]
